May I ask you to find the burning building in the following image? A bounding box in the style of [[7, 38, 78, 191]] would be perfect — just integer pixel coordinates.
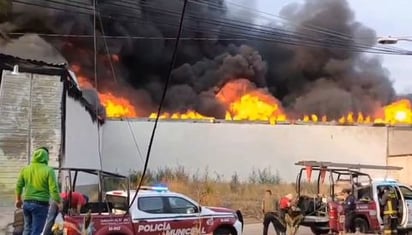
[[0, 0, 407, 123]]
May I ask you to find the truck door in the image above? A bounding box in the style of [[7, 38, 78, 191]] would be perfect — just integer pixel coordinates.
[[376, 184, 406, 227], [393, 185, 408, 228], [133, 196, 204, 234], [164, 196, 206, 234], [397, 185, 412, 227]]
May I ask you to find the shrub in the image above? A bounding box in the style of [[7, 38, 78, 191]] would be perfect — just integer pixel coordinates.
[[248, 167, 281, 185], [104, 166, 330, 221]]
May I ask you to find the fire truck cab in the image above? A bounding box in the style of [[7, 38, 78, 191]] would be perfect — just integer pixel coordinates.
[[336, 179, 412, 233], [328, 178, 412, 234], [293, 160, 412, 235]]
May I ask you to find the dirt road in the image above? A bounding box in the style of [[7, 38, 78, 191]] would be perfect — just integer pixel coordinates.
[[1, 208, 315, 235], [243, 223, 313, 235], [0, 207, 14, 234]]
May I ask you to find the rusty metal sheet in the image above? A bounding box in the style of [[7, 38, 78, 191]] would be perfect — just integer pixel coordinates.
[[0, 70, 63, 205]]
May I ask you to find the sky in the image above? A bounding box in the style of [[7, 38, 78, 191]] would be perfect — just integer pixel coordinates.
[[255, 0, 412, 94]]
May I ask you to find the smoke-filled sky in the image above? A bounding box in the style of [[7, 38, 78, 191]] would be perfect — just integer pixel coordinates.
[[259, 0, 412, 94], [1, 0, 411, 119]]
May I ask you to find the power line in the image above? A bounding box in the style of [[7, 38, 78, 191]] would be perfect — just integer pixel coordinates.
[[10, 0, 412, 56], [13, 32, 409, 56], [8, 0, 400, 52], [87, 0, 106, 206], [124, 0, 189, 215], [96, 9, 145, 164], [93, 1, 412, 54]]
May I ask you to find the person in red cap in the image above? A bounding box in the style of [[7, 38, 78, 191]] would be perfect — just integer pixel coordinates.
[[279, 193, 294, 221], [42, 190, 89, 235], [61, 191, 88, 215]]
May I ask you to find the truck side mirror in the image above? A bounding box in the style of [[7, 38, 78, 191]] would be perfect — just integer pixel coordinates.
[[186, 208, 195, 214], [186, 206, 201, 214]]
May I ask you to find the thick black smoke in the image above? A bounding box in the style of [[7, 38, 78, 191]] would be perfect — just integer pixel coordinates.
[[0, 0, 396, 119]]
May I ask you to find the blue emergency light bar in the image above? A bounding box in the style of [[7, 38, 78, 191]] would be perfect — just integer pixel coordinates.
[[152, 183, 169, 192], [140, 184, 169, 192]]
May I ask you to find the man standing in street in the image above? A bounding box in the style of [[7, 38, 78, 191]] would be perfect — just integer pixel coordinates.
[[342, 188, 356, 233], [15, 147, 61, 235], [262, 189, 286, 235]]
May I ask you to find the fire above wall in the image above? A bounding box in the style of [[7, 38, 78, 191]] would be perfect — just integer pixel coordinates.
[[71, 63, 412, 126], [3, 0, 406, 126]]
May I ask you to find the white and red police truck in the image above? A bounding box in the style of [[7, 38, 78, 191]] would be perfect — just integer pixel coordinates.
[[64, 185, 244, 235]]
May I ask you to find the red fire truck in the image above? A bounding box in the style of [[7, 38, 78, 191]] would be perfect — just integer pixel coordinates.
[[294, 160, 412, 235]]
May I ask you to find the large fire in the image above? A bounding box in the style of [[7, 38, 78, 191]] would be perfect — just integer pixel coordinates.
[[70, 64, 137, 118], [147, 79, 412, 125], [70, 65, 412, 125]]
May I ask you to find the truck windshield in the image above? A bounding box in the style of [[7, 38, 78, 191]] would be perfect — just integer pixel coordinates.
[[106, 195, 128, 212], [398, 186, 412, 200]]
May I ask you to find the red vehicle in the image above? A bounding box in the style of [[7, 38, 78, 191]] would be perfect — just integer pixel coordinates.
[[54, 167, 243, 235], [294, 160, 404, 235]]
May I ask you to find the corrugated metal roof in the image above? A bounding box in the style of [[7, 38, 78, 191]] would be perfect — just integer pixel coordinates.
[[0, 34, 67, 65], [0, 52, 67, 68], [0, 52, 104, 124]]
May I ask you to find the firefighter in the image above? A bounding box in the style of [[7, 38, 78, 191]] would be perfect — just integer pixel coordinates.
[[342, 188, 356, 233], [380, 186, 399, 235]]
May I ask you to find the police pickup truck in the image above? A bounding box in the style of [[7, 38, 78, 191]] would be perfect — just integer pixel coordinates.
[[63, 185, 244, 235]]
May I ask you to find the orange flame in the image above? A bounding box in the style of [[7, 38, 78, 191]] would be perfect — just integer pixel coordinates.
[[216, 79, 286, 124], [99, 93, 137, 118], [148, 79, 412, 125], [70, 64, 137, 118], [149, 110, 214, 120], [69, 64, 412, 125], [380, 99, 412, 124]]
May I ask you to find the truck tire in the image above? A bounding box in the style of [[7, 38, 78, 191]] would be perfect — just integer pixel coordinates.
[[310, 227, 330, 235], [214, 227, 235, 235], [353, 217, 369, 233]]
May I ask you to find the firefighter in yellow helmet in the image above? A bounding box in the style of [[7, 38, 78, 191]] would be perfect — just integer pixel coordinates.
[[380, 186, 399, 235]]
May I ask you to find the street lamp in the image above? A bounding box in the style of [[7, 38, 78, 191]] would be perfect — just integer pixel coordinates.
[[377, 36, 412, 44]]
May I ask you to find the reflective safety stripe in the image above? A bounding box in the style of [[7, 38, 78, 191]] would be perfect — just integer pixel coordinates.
[[384, 230, 398, 234], [384, 199, 397, 215]]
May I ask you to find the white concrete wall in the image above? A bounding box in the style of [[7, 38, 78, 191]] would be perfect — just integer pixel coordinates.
[[387, 156, 412, 185], [389, 127, 412, 156], [387, 127, 412, 185], [100, 120, 389, 182], [64, 96, 102, 185]]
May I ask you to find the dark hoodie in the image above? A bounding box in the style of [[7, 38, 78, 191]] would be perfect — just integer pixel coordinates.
[[16, 148, 61, 203]]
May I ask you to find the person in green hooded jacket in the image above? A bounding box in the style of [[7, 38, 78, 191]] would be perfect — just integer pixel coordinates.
[[15, 146, 62, 235]]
